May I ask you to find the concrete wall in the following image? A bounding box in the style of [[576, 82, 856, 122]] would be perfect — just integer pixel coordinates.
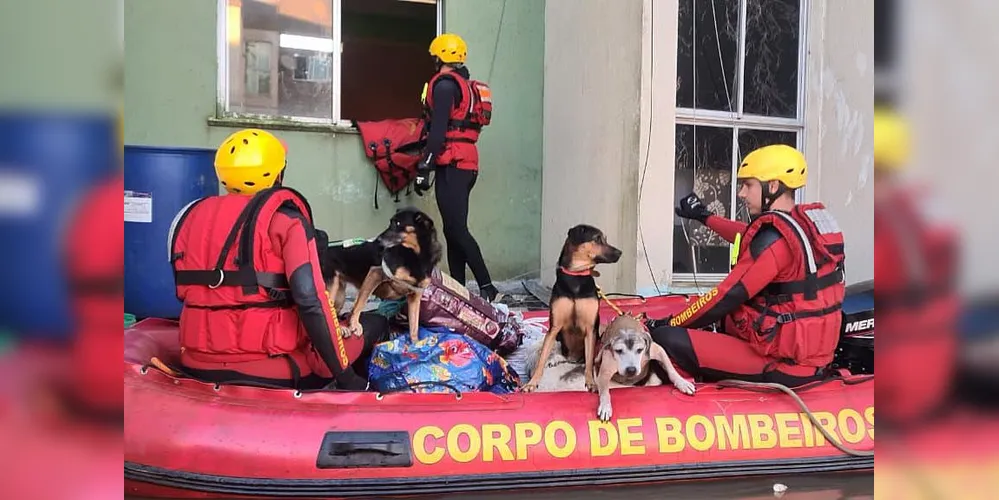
[[541, 0, 645, 293], [124, 0, 543, 281], [905, 0, 998, 295], [802, 0, 875, 284], [0, 0, 120, 111], [635, 0, 679, 294]]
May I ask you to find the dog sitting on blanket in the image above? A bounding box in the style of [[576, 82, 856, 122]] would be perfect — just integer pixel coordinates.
[[521, 314, 695, 421]]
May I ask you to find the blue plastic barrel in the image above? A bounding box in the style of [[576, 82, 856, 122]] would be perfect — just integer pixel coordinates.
[[124, 146, 218, 319], [0, 113, 116, 340]]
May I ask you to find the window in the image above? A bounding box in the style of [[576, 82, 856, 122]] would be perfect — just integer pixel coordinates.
[[219, 0, 441, 125], [672, 0, 807, 280]]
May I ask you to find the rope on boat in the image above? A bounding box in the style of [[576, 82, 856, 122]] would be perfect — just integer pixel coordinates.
[[717, 379, 875, 458]]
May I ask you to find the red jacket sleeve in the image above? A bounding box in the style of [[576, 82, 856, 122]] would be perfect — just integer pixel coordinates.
[[704, 215, 749, 244], [272, 209, 354, 376], [670, 233, 793, 329]]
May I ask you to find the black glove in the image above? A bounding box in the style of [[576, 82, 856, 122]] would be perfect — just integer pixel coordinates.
[[414, 168, 433, 196], [413, 156, 434, 196], [675, 192, 712, 223]]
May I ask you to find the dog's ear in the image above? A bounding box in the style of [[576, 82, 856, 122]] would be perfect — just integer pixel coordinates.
[[414, 211, 435, 231], [558, 237, 576, 268]]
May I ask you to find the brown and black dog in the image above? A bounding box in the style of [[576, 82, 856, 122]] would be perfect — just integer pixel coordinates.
[[522, 224, 622, 393], [321, 207, 441, 342]]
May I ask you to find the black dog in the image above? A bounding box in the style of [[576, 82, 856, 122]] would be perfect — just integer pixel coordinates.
[[522, 224, 623, 393], [321, 207, 441, 343]]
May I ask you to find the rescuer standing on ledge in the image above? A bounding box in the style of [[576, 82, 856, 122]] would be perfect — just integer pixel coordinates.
[[413, 33, 498, 303]]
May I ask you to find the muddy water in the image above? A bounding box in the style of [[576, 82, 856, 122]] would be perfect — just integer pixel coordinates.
[[127, 472, 873, 500], [426, 473, 874, 500]]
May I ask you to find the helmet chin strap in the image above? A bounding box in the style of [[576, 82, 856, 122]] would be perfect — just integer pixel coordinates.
[[760, 180, 786, 213]]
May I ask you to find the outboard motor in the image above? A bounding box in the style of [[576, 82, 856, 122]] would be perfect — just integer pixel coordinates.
[[832, 280, 874, 374]]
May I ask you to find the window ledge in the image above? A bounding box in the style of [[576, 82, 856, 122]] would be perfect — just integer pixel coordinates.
[[208, 115, 359, 135]]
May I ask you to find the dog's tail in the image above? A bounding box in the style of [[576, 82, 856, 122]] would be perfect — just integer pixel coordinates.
[[520, 337, 561, 380]]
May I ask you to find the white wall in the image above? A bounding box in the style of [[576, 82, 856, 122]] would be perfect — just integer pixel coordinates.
[[802, 0, 875, 284], [541, 0, 645, 292], [905, 0, 999, 296], [635, 0, 680, 294]]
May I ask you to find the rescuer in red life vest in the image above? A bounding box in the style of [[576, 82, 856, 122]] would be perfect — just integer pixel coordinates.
[[873, 107, 959, 426], [169, 129, 372, 391], [64, 106, 125, 418], [413, 33, 498, 303], [646, 145, 846, 387]]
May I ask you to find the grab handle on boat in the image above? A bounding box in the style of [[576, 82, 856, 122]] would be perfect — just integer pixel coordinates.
[[316, 431, 414, 469], [330, 442, 404, 456]]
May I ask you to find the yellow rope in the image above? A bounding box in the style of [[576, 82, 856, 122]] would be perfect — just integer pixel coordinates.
[[596, 286, 626, 316]]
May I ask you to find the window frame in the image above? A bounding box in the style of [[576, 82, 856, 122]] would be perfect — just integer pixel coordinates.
[[215, 0, 445, 128], [672, 0, 811, 285]]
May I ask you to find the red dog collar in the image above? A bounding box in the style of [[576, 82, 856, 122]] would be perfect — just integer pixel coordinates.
[[559, 266, 594, 277]]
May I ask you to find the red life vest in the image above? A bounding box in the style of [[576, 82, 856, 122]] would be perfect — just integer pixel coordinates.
[[874, 184, 959, 424], [170, 187, 319, 366], [355, 117, 425, 208], [67, 174, 124, 414], [422, 70, 493, 170], [875, 185, 957, 307], [730, 202, 846, 367]]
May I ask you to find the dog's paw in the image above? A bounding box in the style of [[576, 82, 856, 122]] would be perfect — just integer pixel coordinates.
[[597, 400, 613, 421], [520, 381, 539, 393], [347, 322, 364, 338], [585, 380, 598, 393], [337, 326, 352, 338], [674, 378, 696, 395]]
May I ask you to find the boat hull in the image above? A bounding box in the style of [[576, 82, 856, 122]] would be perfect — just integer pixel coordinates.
[[124, 310, 873, 499]]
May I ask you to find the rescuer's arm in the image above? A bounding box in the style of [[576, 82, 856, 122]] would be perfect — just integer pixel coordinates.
[[704, 215, 749, 244], [422, 78, 460, 164], [275, 209, 349, 376], [670, 228, 792, 329]]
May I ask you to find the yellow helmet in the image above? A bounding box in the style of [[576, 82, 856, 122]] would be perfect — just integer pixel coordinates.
[[874, 107, 910, 171], [214, 129, 287, 195], [737, 144, 808, 189], [429, 33, 467, 64]]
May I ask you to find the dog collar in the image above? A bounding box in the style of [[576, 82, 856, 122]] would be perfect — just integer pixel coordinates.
[[381, 260, 425, 292], [559, 266, 593, 277]]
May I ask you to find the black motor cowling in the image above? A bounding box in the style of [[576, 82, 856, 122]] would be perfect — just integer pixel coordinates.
[[832, 279, 874, 374]]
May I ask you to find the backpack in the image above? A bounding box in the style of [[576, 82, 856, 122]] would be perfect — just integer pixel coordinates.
[[464, 79, 493, 128]]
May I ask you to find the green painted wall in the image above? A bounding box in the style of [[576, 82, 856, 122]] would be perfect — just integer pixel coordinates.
[[124, 0, 544, 281]]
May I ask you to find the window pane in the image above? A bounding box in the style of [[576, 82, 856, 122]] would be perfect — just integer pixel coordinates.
[[673, 124, 734, 275], [743, 0, 800, 118], [676, 0, 739, 112], [340, 0, 438, 122], [245, 41, 273, 96], [226, 0, 334, 120], [735, 128, 797, 220]]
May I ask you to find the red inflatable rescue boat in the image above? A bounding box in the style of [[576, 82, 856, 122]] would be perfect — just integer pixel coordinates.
[[124, 295, 874, 499]]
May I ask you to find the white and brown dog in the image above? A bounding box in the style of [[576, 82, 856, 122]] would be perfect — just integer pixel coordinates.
[[594, 314, 695, 421]]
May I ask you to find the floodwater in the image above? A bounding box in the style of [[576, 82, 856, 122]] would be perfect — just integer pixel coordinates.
[[127, 472, 873, 500], [429, 473, 874, 500]]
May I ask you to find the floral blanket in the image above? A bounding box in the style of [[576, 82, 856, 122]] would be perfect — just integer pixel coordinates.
[[368, 326, 521, 395]]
